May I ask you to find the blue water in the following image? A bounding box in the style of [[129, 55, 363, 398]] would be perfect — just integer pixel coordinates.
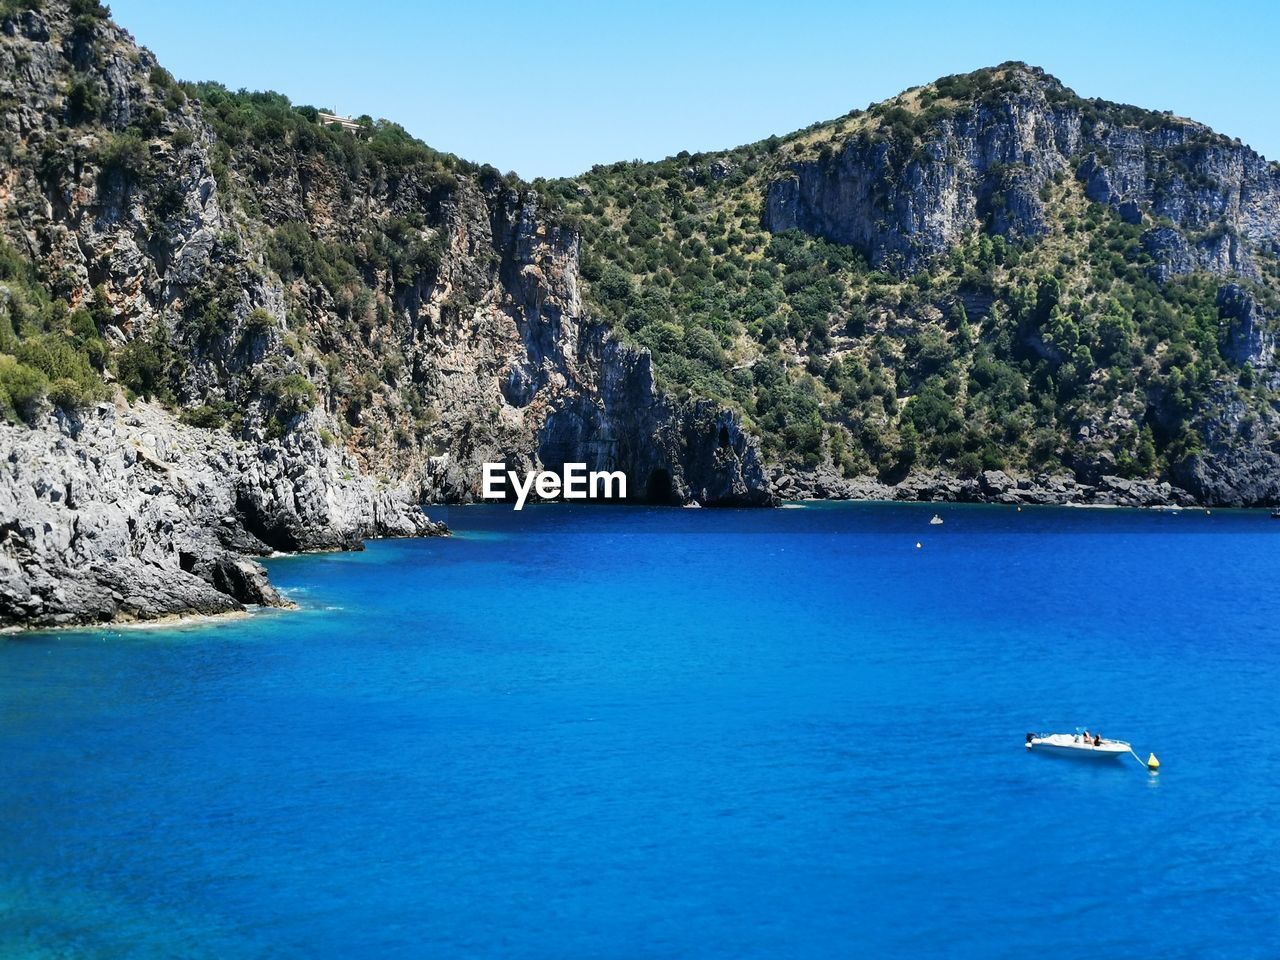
[[2, 503, 1279, 958]]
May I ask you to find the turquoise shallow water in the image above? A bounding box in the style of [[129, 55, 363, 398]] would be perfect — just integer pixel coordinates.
[[2, 502, 1279, 958]]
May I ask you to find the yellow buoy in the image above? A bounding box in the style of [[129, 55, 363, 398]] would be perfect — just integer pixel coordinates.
[[1147, 753, 1160, 772]]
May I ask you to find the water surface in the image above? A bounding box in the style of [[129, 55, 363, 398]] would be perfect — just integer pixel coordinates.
[[2, 503, 1278, 958]]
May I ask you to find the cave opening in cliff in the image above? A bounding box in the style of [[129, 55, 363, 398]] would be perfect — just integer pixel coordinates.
[[644, 468, 677, 505]]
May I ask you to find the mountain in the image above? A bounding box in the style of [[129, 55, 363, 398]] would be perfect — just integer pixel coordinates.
[[541, 63, 1280, 504], [1, 2, 1278, 628]]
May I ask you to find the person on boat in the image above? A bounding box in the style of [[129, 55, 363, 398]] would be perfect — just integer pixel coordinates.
[[1093, 733, 1102, 746], [1081, 730, 1090, 743]]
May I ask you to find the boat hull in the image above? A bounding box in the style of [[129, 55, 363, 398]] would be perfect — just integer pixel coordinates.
[[1027, 735, 1131, 760]]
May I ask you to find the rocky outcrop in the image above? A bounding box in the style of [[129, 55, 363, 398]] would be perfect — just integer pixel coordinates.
[[1170, 382, 1280, 507], [1154, 290, 1280, 507], [0, 1, 449, 630], [753, 66, 1280, 508], [765, 66, 1280, 279], [1216, 284, 1275, 368], [530, 330, 771, 506], [765, 100, 1068, 272], [0, 402, 441, 628], [374, 181, 771, 506]]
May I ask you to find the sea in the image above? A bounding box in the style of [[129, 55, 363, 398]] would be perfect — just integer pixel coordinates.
[[2, 502, 1278, 958]]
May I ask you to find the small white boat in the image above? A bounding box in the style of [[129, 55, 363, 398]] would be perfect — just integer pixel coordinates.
[[929, 514, 944, 525], [1025, 732, 1131, 760]]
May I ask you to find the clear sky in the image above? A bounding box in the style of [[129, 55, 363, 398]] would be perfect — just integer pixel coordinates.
[[108, 0, 1278, 180]]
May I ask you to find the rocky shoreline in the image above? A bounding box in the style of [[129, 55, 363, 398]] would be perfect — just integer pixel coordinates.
[[0, 606, 258, 636], [771, 466, 1205, 508], [5, 417, 1256, 634], [0, 403, 444, 630]]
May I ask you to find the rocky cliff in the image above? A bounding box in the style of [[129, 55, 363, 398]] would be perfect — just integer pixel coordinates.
[[1, 401, 440, 626], [0, 0, 769, 627], [762, 66, 1280, 279], [755, 67, 1280, 505], [551, 63, 1280, 508]]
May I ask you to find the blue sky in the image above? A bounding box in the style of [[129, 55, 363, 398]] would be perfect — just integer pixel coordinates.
[[109, 0, 1278, 179]]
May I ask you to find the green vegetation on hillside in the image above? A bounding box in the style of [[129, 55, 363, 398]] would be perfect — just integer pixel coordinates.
[[3, 11, 1275, 495], [537, 68, 1268, 480], [0, 243, 111, 424], [167, 85, 522, 448], [181, 83, 477, 199]]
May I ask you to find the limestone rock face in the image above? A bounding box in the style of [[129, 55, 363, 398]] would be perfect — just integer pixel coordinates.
[[396, 183, 771, 507], [0, 403, 441, 628], [764, 76, 1081, 272], [1216, 284, 1275, 369], [1171, 384, 1280, 507], [765, 67, 1280, 280]]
